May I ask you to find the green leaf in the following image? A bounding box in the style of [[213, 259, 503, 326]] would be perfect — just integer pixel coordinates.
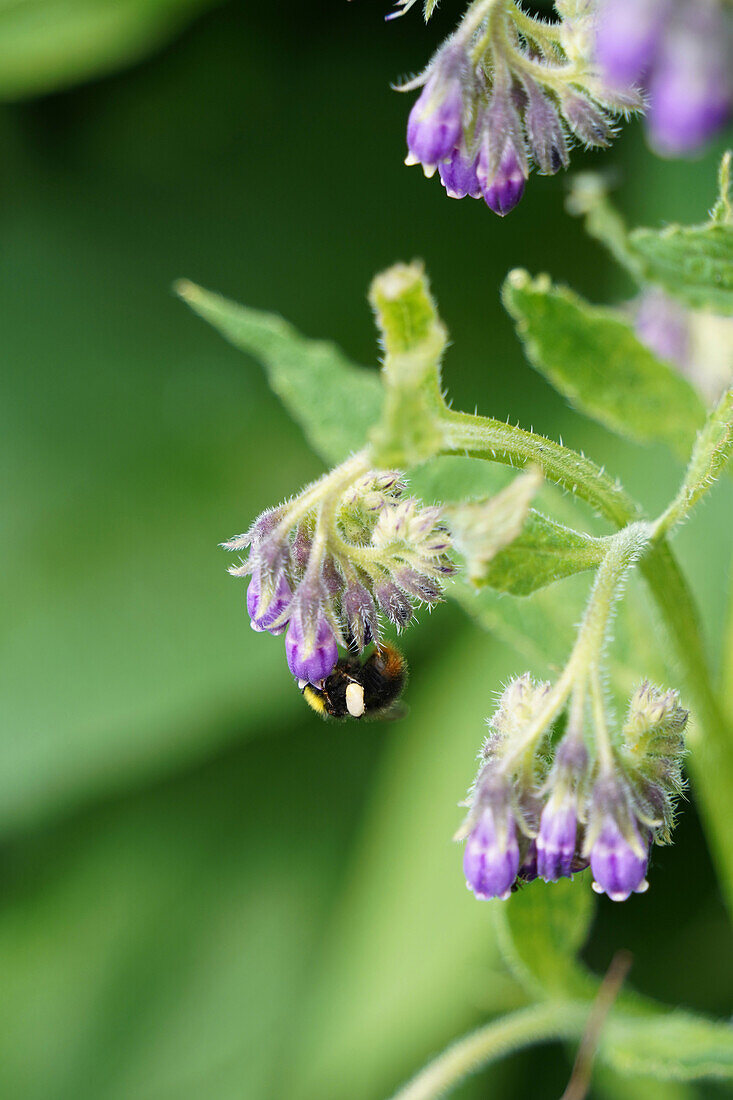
[[494, 875, 596, 999], [0, 0, 219, 100], [502, 270, 706, 456], [603, 1011, 733, 1081], [481, 510, 608, 596], [626, 224, 733, 316], [177, 281, 383, 466], [569, 156, 733, 315]]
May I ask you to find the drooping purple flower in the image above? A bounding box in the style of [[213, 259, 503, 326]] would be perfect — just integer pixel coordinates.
[[537, 800, 578, 882], [463, 804, 520, 901], [285, 609, 338, 684], [590, 815, 649, 901], [406, 52, 465, 172], [595, 0, 668, 88], [646, 5, 732, 156], [438, 149, 482, 199], [478, 141, 526, 217], [247, 569, 293, 635]]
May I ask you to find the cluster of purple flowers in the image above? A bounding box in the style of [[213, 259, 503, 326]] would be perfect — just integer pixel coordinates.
[[459, 677, 687, 902], [595, 0, 733, 155], [225, 470, 454, 686], [403, 4, 639, 215]]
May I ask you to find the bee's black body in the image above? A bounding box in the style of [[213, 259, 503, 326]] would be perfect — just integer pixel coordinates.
[[301, 643, 407, 720]]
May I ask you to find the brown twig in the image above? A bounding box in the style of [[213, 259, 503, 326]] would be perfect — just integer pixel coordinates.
[[560, 950, 633, 1100]]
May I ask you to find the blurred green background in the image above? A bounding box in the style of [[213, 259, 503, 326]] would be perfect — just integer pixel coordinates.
[[1, 2, 731, 1098]]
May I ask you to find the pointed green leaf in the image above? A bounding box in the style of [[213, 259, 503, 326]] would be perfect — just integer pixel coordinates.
[[481, 510, 608, 595], [177, 280, 383, 465], [503, 271, 706, 456]]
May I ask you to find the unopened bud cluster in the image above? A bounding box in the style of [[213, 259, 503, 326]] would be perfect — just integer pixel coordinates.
[[403, 0, 640, 215], [595, 0, 732, 156], [458, 677, 687, 902], [224, 466, 454, 685]]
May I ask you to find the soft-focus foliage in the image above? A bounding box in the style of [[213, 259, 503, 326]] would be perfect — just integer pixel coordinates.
[[2, 3, 732, 1099]]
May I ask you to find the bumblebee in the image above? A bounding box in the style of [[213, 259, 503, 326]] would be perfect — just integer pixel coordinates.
[[301, 643, 408, 721]]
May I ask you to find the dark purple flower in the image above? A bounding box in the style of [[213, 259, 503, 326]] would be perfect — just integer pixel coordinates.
[[478, 141, 526, 216], [647, 6, 732, 156], [285, 610, 338, 684], [537, 800, 577, 882], [590, 815, 649, 901], [438, 149, 482, 199], [247, 570, 293, 635], [406, 55, 464, 171], [463, 805, 520, 901], [518, 839, 538, 883], [595, 0, 668, 88]]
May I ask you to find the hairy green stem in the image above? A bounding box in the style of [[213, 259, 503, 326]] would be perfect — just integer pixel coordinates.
[[389, 1002, 589, 1100]]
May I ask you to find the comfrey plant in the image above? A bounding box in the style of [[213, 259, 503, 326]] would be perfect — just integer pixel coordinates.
[[179, 152, 733, 1091], [176, 9, 733, 1090]]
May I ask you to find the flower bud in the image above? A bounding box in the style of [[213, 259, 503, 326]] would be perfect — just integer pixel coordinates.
[[479, 141, 527, 217], [590, 815, 649, 902], [375, 580, 414, 629], [406, 50, 465, 173], [247, 569, 293, 635], [561, 93, 613, 147], [537, 799, 578, 882], [438, 148, 482, 199], [341, 580, 379, 650], [523, 81, 569, 176], [463, 800, 520, 901], [285, 608, 338, 684], [537, 735, 588, 882], [586, 778, 650, 901], [394, 567, 442, 605]]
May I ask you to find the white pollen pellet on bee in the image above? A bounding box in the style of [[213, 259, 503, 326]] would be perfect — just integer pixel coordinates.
[[345, 682, 366, 718]]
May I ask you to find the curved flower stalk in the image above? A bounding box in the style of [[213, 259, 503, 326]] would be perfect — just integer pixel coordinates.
[[457, 525, 689, 902], [399, 0, 641, 215], [595, 0, 733, 156], [224, 453, 454, 687]]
